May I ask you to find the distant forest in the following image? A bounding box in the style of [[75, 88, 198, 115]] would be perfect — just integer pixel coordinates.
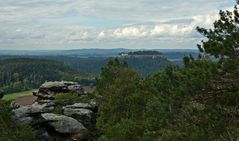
[[48, 56, 171, 76], [0, 55, 171, 93], [0, 58, 93, 94]]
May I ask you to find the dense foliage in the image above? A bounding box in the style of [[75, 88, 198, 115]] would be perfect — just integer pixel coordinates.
[[96, 57, 239, 141], [95, 2, 239, 140], [96, 57, 238, 141], [0, 58, 92, 94], [0, 100, 37, 141]]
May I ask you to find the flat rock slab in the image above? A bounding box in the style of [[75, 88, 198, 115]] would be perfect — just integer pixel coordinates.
[[64, 103, 95, 110], [41, 113, 87, 134], [34, 81, 85, 100], [40, 81, 77, 89]]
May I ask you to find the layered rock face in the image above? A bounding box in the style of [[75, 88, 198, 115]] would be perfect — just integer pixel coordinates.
[[12, 81, 99, 141], [33, 81, 85, 100]]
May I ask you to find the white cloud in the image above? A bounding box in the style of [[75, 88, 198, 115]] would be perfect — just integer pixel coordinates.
[[97, 32, 105, 39], [151, 24, 192, 36], [112, 26, 148, 38]]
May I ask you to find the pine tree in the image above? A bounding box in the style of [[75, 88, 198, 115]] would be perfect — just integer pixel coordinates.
[[197, 1, 239, 59]]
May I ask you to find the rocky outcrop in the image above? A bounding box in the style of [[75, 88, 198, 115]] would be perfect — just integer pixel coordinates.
[[64, 106, 95, 128], [41, 113, 87, 134], [13, 106, 33, 124], [12, 81, 99, 141], [33, 81, 85, 100]]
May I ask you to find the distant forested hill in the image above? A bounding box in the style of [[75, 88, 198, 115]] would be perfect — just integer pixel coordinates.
[[43, 56, 172, 76], [119, 50, 162, 56], [0, 55, 172, 78], [119, 56, 171, 76], [0, 58, 92, 93]]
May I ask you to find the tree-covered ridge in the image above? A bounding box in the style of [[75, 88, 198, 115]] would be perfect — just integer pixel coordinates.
[[0, 58, 92, 94], [119, 50, 162, 56], [41, 56, 171, 77]]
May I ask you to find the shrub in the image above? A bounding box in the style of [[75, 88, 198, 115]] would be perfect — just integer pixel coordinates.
[[0, 100, 37, 141], [55, 92, 95, 104]]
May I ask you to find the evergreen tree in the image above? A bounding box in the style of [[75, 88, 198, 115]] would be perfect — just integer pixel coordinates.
[[96, 59, 143, 141], [197, 1, 239, 59]]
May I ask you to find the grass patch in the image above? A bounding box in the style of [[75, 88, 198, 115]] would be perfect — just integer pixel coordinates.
[[2, 89, 36, 101]]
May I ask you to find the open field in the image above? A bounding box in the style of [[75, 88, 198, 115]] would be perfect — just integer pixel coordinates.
[[2, 86, 95, 105], [3, 89, 36, 101]]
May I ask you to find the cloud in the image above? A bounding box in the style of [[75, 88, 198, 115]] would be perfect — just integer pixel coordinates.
[[65, 31, 89, 42], [97, 32, 105, 39], [151, 24, 192, 36], [0, 0, 235, 49], [112, 26, 148, 38], [98, 12, 219, 40]]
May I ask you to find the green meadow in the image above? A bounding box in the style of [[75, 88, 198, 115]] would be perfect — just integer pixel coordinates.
[[3, 90, 36, 101]]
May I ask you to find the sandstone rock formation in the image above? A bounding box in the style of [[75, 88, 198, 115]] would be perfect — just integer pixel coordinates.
[[33, 81, 85, 100], [41, 113, 87, 134], [12, 81, 99, 141]]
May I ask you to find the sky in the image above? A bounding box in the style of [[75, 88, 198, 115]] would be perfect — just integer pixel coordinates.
[[0, 0, 235, 50]]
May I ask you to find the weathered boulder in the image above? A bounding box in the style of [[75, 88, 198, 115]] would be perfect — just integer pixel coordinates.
[[63, 106, 95, 128], [67, 84, 85, 95], [41, 113, 87, 134], [12, 106, 33, 124], [40, 81, 76, 90], [33, 91, 55, 100], [34, 81, 85, 100], [12, 101, 56, 125], [40, 81, 83, 94], [13, 106, 31, 118], [13, 102, 55, 116], [30, 101, 55, 114]]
